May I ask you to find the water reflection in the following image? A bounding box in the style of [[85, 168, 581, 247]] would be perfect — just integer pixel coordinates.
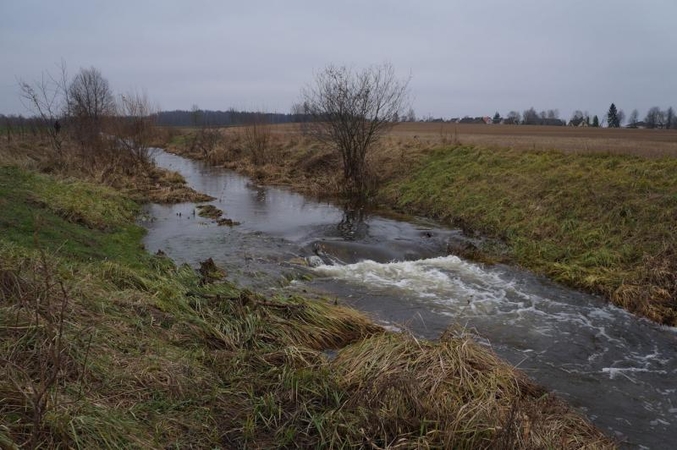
[[337, 203, 369, 240], [247, 182, 267, 204]]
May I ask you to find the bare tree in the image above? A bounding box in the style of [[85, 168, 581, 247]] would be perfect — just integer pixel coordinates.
[[114, 90, 157, 170], [68, 67, 115, 122], [644, 106, 665, 129], [628, 109, 639, 127], [290, 101, 310, 135], [546, 109, 559, 119], [522, 107, 539, 125], [68, 67, 115, 149], [301, 63, 410, 195], [506, 111, 521, 124], [569, 110, 587, 126], [18, 61, 70, 156], [666, 107, 675, 129], [188, 104, 221, 158]]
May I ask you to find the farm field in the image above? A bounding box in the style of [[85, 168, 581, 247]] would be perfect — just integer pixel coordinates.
[[266, 122, 677, 157]]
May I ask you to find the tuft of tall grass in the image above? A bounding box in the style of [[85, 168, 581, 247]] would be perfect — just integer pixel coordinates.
[[329, 330, 613, 449]]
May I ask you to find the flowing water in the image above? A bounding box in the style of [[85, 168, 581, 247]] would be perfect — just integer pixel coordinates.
[[142, 150, 677, 449]]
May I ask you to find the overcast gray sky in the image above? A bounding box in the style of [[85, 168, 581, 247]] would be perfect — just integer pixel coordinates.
[[2, 0, 676, 120]]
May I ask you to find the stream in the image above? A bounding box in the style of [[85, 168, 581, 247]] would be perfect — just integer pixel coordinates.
[[142, 150, 677, 449]]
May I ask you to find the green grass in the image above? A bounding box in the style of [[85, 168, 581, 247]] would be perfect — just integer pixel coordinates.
[[381, 145, 677, 324], [0, 166, 145, 267]]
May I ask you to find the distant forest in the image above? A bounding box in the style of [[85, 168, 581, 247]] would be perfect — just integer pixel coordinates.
[[155, 109, 303, 127], [2, 106, 674, 130]]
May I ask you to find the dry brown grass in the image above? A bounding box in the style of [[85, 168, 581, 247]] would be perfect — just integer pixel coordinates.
[[0, 134, 211, 204], [332, 331, 615, 449], [168, 126, 345, 198], [263, 122, 677, 157]]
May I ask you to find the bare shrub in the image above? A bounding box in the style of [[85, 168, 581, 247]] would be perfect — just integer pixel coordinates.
[[242, 113, 271, 165], [190, 127, 221, 159], [18, 61, 70, 158], [186, 106, 222, 159], [1, 246, 90, 449], [113, 91, 158, 172], [301, 63, 410, 197]]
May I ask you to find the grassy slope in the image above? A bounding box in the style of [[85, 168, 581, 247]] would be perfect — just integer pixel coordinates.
[[380, 146, 677, 325], [0, 165, 614, 448], [0, 167, 143, 264]]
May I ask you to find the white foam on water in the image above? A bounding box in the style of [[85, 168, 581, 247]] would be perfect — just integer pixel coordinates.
[[314, 255, 507, 306], [602, 367, 669, 382], [313, 255, 607, 334], [314, 255, 591, 328]]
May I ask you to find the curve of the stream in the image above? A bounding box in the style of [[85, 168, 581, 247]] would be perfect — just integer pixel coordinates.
[[142, 150, 677, 449]]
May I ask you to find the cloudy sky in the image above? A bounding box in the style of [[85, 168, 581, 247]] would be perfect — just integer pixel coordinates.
[[1, 0, 676, 120]]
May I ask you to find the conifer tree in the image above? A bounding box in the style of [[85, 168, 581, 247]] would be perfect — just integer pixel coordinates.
[[607, 103, 620, 128]]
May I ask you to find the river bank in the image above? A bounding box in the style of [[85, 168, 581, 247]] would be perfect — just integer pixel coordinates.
[[165, 125, 677, 326], [0, 137, 615, 448]]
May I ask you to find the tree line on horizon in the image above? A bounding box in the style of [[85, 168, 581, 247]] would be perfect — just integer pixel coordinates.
[[154, 108, 302, 127], [4, 104, 675, 131], [417, 104, 676, 129], [3, 93, 675, 131]]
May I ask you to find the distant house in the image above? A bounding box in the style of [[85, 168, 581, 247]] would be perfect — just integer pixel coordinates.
[[568, 118, 589, 127]]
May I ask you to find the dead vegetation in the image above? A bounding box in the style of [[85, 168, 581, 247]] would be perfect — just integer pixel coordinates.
[[167, 125, 345, 198], [331, 331, 613, 449], [0, 129, 210, 204], [614, 242, 677, 324]]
